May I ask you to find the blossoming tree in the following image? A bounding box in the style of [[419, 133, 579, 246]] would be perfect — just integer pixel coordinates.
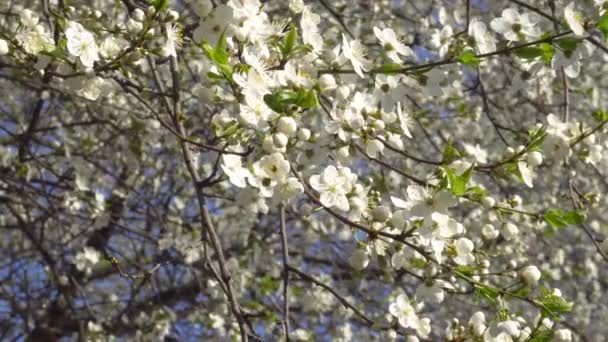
[[1, 0, 608, 340]]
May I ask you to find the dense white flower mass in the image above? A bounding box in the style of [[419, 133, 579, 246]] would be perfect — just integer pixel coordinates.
[[2, 0, 608, 340]]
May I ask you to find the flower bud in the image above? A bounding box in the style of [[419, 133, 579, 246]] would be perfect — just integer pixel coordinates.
[[391, 210, 406, 229], [352, 184, 364, 195], [520, 265, 541, 287], [372, 205, 391, 222], [509, 194, 522, 207], [127, 18, 143, 34], [349, 249, 369, 271], [372, 119, 385, 132], [481, 224, 499, 240], [132, 8, 145, 22], [318, 74, 337, 92], [262, 135, 276, 153], [297, 128, 311, 141], [146, 6, 157, 17], [273, 133, 288, 148], [526, 151, 543, 167], [193, 0, 214, 17], [58, 275, 69, 286], [336, 145, 350, 163], [504, 146, 516, 157], [234, 28, 247, 42], [166, 10, 179, 22], [481, 196, 495, 208], [336, 85, 351, 101], [20, 9, 39, 28], [0, 39, 9, 55], [349, 197, 366, 213], [366, 139, 384, 158], [277, 116, 297, 136], [553, 329, 572, 342], [502, 222, 519, 240], [472, 323, 486, 337]]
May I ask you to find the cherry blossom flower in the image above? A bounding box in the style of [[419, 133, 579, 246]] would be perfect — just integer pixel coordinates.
[[341, 34, 370, 78], [66, 21, 99, 68], [490, 8, 540, 41], [389, 294, 431, 338], [373, 26, 413, 62], [310, 165, 356, 211], [453, 238, 475, 265], [469, 18, 496, 54], [565, 2, 586, 37]]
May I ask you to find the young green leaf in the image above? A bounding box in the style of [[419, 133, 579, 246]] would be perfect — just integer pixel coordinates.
[[597, 13, 608, 41], [281, 25, 298, 57], [554, 37, 581, 57], [592, 110, 608, 122], [445, 163, 475, 197], [150, 0, 170, 12], [538, 292, 573, 319], [543, 209, 586, 229], [457, 49, 480, 66], [441, 139, 461, 163], [515, 47, 544, 60]]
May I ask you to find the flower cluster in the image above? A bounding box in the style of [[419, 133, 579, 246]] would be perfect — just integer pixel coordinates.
[[2, 0, 608, 340]]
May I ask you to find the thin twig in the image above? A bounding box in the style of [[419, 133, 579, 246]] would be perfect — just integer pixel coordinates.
[[561, 67, 570, 122], [279, 205, 290, 341], [287, 265, 375, 326]]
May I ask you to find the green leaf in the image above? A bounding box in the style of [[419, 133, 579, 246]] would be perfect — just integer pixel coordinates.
[[527, 127, 547, 151], [264, 87, 319, 113], [543, 209, 568, 229], [201, 31, 233, 78], [508, 286, 531, 298], [474, 283, 500, 305], [295, 88, 319, 109], [538, 291, 573, 319], [445, 163, 475, 197], [554, 37, 581, 57], [281, 25, 298, 57], [374, 63, 403, 74], [543, 209, 585, 229], [15, 164, 29, 178], [455, 265, 479, 275], [592, 110, 608, 122], [562, 210, 586, 225], [528, 327, 554, 342], [515, 46, 544, 60], [149, 0, 170, 12], [207, 71, 224, 80], [465, 185, 487, 200], [597, 13, 608, 41], [441, 139, 461, 163], [409, 258, 426, 269], [259, 276, 279, 295], [264, 89, 297, 113], [539, 42, 555, 64], [457, 49, 480, 66]]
